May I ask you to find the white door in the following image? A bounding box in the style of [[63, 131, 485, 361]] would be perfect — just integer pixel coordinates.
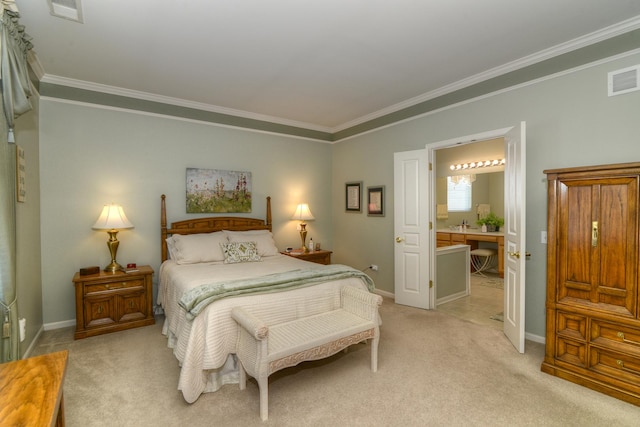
[[394, 149, 430, 309], [503, 122, 527, 353]]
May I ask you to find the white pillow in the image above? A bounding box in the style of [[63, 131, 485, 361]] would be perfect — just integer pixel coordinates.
[[220, 241, 262, 264], [166, 236, 177, 260], [223, 230, 279, 257], [170, 232, 228, 264]]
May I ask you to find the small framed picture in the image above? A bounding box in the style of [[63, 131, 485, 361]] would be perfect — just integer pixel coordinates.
[[367, 186, 385, 217], [345, 182, 362, 212]]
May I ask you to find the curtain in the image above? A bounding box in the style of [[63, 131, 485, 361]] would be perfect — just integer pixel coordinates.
[[1, 0, 32, 142], [0, 0, 32, 362]]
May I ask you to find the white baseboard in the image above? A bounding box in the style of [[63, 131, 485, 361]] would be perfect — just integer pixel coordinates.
[[525, 332, 545, 344], [374, 289, 394, 299], [436, 290, 469, 306], [22, 325, 44, 359], [44, 319, 76, 331]]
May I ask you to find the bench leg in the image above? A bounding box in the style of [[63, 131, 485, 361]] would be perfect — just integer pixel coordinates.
[[371, 336, 379, 372], [238, 361, 247, 390], [258, 374, 269, 421]]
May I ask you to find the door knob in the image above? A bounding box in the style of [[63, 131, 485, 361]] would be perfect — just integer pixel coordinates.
[[508, 251, 531, 259], [396, 237, 404, 243]]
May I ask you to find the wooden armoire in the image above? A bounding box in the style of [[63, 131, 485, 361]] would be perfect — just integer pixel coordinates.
[[541, 162, 640, 405]]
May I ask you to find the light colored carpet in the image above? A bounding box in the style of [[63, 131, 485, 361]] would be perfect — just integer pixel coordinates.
[[32, 298, 640, 426], [490, 312, 504, 322], [438, 276, 504, 330]]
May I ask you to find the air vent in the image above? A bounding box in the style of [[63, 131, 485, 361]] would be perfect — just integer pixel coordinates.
[[47, 0, 83, 23], [608, 65, 640, 97]]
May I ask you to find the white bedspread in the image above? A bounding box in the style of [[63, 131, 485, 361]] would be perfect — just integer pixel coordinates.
[[158, 254, 371, 403]]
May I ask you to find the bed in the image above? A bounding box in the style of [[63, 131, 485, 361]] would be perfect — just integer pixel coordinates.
[[157, 195, 376, 403]]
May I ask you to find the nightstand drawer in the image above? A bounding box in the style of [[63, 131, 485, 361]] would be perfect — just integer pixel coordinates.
[[85, 278, 144, 295]]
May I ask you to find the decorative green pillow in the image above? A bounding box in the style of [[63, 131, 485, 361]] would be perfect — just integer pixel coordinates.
[[220, 241, 262, 264]]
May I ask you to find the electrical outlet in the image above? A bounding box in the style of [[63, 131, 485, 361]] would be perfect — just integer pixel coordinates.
[[541, 231, 547, 244], [370, 264, 379, 272]]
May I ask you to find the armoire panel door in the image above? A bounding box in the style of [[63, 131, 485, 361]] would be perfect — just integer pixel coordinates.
[[557, 176, 638, 316]]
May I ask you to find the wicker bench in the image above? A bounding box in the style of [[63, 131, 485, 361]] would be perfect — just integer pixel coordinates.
[[231, 286, 382, 421]]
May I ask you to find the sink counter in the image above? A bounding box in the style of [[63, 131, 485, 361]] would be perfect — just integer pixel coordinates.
[[436, 229, 504, 277], [437, 228, 503, 237]]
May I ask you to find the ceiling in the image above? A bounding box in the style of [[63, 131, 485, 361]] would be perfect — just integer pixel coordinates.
[[15, 1, 640, 136]]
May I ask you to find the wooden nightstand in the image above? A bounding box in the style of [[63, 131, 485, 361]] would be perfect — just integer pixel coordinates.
[[72, 265, 155, 339], [281, 249, 332, 265]]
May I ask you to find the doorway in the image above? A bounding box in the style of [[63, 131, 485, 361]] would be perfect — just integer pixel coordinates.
[[434, 138, 505, 329], [394, 122, 526, 352]]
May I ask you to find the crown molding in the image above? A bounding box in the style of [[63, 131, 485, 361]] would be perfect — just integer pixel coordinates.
[[332, 15, 640, 133], [39, 74, 334, 134], [35, 15, 640, 140]]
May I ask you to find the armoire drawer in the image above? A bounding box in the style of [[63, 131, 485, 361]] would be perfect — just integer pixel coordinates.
[[590, 347, 640, 386], [555, 337, 587, 367], [591, 320, 640, 356], [556, 311, 587, 341]]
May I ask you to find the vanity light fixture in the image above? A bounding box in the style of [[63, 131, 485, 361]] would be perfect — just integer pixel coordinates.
[[450, 158, 505, 171]]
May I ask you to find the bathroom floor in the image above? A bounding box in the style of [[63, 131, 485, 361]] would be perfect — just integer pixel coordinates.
[[436, 272, 504, 331]]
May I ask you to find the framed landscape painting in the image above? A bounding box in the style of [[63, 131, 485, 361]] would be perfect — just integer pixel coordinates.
[[186, 168, 252, 213]]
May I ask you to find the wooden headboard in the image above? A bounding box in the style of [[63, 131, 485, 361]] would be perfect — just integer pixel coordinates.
[[160, 194, 272, 262]]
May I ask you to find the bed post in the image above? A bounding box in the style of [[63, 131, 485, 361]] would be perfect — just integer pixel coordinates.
[[266, 196, 272, 231], [161, 194, 168, 262]]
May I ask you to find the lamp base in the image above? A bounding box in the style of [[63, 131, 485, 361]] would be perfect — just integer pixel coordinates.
[[104, 261, 124, 273], [299, 223, 309, 253], [104, 229, 125, 273]]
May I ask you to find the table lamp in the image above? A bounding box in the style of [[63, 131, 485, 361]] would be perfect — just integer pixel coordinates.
[[291, 203, 314, 253], [92, 204, 134, 272]]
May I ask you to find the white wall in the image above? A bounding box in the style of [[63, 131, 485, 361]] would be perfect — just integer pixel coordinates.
[[39, 102, 333, 325], [331, 51, 640, 338]]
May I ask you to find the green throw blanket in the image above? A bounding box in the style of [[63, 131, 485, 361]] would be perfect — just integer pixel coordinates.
[[179, 264, 375, 319]]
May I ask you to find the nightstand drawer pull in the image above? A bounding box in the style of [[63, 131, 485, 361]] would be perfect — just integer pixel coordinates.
[[617, 359, 624, 368], [97, 305, 103, 314]]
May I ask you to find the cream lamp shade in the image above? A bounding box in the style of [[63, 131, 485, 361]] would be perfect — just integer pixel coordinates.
[[291, 203, 315, 222], [291, 203, 314, 253], [92, 204, 134, 231], [92, 204, 134, 273]]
